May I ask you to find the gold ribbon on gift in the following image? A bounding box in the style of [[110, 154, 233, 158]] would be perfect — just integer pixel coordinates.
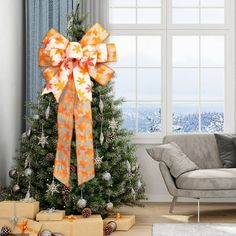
[[64, 215, 78, 222], [39, 23, 116, 187], [16, 220, 39, 235]]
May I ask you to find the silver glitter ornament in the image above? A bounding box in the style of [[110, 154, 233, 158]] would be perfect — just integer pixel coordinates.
[[38, 126, 48, 148], [9, 169, 17, 178], [24, 168, 33, 177], [137, 180, 142, 189], [106, 202, 114, 211], [102, 172, 111, 181], [27, 127, 32, 137], [40, 230, 52, 236], [12, 184, 20, 193], [77, 198, 87, 209], [46, 179, 60, 196], [45, 104, 50, 120], [99, 97, 104, 114], [100, 131, 104, 145], [95, 155, 103, 167], [109, 118, 118, 132]]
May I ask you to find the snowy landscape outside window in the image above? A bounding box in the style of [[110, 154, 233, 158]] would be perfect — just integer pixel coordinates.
[[108, 0, 234, 141]]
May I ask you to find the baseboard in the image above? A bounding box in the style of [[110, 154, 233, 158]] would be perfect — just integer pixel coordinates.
[[144, 194, 236, 203]]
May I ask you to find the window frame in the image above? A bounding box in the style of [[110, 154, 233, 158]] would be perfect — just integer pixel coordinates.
[[107, 0, 235, 144]]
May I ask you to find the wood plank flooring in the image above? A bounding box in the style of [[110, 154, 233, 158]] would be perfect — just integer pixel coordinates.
[[113, 202, 236, 236]]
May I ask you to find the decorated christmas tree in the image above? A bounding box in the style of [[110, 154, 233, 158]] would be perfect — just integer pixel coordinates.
[[0, 4, 145, 216]]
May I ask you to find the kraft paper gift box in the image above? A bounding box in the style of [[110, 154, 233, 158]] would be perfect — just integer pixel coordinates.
[[39, 215, 103, 236], [13, 218, 42, 236], [36, 209, 65, 221], [103, 215, 135, 231], [0, 201, 40, 229]]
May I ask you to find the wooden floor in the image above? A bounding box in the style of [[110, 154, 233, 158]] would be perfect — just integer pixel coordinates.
[[113, 202, 236, 236]]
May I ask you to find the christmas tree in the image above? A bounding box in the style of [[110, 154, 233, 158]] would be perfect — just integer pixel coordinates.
[[0, 4, 145, 216]]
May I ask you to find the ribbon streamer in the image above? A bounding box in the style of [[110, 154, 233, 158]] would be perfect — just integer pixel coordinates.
[[39, 23, 116, 186]]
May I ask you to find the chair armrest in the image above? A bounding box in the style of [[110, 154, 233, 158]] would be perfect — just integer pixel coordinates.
[[159, 162, 178, 196]]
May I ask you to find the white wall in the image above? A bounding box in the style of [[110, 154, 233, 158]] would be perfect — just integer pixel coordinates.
[[0, 0, 24, 187]]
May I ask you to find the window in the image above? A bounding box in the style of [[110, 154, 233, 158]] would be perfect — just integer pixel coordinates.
[[108, 0, 234, 143]]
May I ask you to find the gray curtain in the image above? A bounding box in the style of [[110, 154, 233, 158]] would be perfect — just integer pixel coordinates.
[[25, 0, 108, 104]]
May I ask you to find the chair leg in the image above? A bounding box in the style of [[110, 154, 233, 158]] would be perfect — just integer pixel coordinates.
[[169, 196, 177, 213], [197, 198, 200, 223]]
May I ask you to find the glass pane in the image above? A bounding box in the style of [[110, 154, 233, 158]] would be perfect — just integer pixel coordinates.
[[138, 0, 161, 7], [115, 69, 136, 100], [110, 0, 136, 7], [201, 8, 224, 24], [173, 36, 199, 67], [201, 0, 224, 7], [122, 102, 136, 132], [137, 8, 161, 24], [110, 36, 136, 67], [172, 0, 199, 6], [172, 103, 199, 132], [173, 69, 199, 100], [137, 69, 161, 100], [138, 103, 161, 132], [201, 36, 224, 67], [109, 8, 136, 24], [172, 8, 199, 24], [201, 103, 224, 132], [137, 36, 161, 67], [201, 68, 224, 100]]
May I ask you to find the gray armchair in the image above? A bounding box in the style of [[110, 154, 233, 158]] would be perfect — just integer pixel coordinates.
[[160, 134, 236, 222]]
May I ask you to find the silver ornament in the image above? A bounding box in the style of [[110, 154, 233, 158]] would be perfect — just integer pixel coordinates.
[[46, 179, 60, 196], [99, 97, 104, 114], [24, 168, 33, 177], [40, 230, 52, 236], [106, 202, 114, 211], [77, 198, 87, 209], [24, 154, 31, 168], [9, 169, 17, 178], [137, 180, 142, 189], [100, 131, 104, 145], [45, 105, 50, 120], [12, 184, 20, 193], [109, 118, 118, 132], [102, 172, 111, 181], [38, 127, 49, 148], [33, 114, 40, 120], [27, 127, 32, 137], [95, 155, 103, 167]]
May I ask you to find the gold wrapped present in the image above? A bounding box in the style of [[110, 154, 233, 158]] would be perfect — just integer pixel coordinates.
[[36, 209, 65, 221], [39, 215, 103, 236], [103, 214, 135, 231], [13, 218, 42, 236]]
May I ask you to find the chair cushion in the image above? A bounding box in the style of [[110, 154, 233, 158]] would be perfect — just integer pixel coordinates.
[[176, 168, 236, 190]]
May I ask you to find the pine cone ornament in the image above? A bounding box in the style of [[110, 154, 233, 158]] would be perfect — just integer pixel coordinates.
[[104, 224, 113, 235], [0, 226, 11, 236], [82, 208, 92, 218], [45, 153, 54, 161], [107, 131, 116, 143]]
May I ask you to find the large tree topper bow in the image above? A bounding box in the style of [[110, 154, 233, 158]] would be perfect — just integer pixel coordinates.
[[39, 23, 116, 186]]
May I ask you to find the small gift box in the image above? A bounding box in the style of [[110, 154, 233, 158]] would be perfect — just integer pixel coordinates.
[[36, 209, 65, 221], [103, 214, 135, 231], [39, 215, 103, 236], [13, 218, 42, 236]]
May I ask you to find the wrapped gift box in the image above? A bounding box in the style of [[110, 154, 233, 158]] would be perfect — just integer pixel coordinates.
[[39, 215, 103, 236], [13, 218, 42, 236], [0, 201, 39, 219], [36, 210, 65, 221], [103, 215, 135, 231]]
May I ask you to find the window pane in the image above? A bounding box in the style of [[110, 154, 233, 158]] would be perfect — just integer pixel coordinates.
[[172, 8, 199, 24], [173, 69, 199, 100], [137, 8, 161, 24], [201, 36, 224, 67], [173, 36, 199, 67], [172, 103, 199, 132], [201, 0, 224, 7], [137, 69, 161, 100], [201, 69, 224, 100], [138, 103, 161, 132], [137, 36, 161, 67], [110, 0, 136, 7], [138, 0, 161, 7], [122, 102, 136, 132], [115, 69, 136, 100], [109, 8, 136, 24], [201, 8, 224, 24], [201, 103, 224, 132], [110, 36, 136, 67], [172, 0, 199, 7]]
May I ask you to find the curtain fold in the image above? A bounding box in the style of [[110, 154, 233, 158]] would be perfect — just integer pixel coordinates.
[[25, 0, 108, 105]]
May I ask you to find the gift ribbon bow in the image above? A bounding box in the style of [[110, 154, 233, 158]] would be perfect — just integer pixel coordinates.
[[16, 220, 39, 235], [39, 23, 116, 186], [64, 215, 78, 222]]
